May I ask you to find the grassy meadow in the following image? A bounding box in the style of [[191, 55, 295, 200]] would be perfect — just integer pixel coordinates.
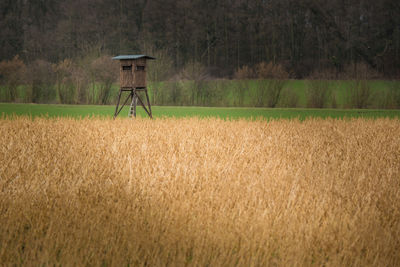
[[1, 116, 400, 265]]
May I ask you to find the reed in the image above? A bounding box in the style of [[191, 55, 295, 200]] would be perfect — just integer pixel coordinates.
[[0, 117, 399, 266]]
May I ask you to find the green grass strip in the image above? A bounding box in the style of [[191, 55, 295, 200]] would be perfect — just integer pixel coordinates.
[[1, 103, 399, 120]]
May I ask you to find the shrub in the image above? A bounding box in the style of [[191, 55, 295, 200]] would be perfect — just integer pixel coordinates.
[[0, 56, 26, 102], [71, 65, 90, 104], [152, 81, 191, 106], [309, 68, 337, 80], [234, 65, 255, 79], [342, 62, 382, 80], [390, 82, 400, 109], [90, 56, 118, 105], [255, 62, 288, 80], [233, 66, 253, 107], [148, 81, 162, 105], [375, 81, 400, 109], [146, 48, 174, 105], [233, 80, 250, 107], [253, 80, 287, 108], [346, 80, 372, 109], [207, 80, 230, 107], [25, 60, 56, 103], [331, 91, 338, 109], [53, 59, 77, 104], [147, 48, 174, 82], [179, 61, 209, 105], [252, 62, 289, 108], [306, 80, 331, 108], [278, 87, 299, 108], [166, 81, 184, 105]]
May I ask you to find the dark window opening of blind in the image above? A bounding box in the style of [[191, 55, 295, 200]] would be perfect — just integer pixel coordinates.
[[123, 65, 132, 70], [136, 65, 145, 71]]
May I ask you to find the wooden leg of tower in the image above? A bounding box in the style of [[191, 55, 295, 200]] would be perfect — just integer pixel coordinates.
[[131, 89, 136, 118], [136, 94, 151, 117], [113, 89, 122, 119], [133, 88, 137, 118], [145, 88, 153, 119]]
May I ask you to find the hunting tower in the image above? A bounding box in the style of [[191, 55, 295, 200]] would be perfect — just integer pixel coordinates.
[[112, 55, 155, 118]]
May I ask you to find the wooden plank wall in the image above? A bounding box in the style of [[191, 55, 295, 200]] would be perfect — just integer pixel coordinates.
[[134, 58, 147, 88], [119, 59, 147, 88], [120, 60, 133, 88]]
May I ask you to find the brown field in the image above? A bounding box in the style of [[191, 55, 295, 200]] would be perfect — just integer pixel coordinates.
[[0, 116, 399, 266]]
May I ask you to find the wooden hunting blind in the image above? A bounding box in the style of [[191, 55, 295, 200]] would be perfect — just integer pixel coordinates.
[[112, 55, 155, 118]]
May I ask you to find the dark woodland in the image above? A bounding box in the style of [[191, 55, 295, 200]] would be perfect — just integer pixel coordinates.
[[1, 0, 399, 78]]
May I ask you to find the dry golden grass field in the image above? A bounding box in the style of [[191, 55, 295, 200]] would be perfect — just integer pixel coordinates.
[[1, 116, 400, 266]]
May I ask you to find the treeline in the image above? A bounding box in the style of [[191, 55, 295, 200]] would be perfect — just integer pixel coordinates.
[[1, 0, 399, 78], [152, 62, 400, 109], [153, 80, 400, 109], [1, 55, 399, 109]]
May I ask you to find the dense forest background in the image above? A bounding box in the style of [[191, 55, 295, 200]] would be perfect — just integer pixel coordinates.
[[1, 0, 399, 78], [0, 0, 400, 108]]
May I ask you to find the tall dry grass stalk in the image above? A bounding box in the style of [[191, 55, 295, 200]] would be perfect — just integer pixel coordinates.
[[0, 117, 399, 266]]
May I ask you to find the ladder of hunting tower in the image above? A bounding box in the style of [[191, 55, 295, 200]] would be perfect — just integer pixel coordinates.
[[129, 94, 137, 117]]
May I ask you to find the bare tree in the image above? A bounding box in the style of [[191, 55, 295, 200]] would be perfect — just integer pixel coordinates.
[[0, 56, 26, 102], [25, 59, 55, 103], [90, 56, 118, 105], [179, 61, 209, 105]]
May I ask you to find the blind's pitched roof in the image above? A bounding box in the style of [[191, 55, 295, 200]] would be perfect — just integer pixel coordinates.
[[112, 55, 156, 60]]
